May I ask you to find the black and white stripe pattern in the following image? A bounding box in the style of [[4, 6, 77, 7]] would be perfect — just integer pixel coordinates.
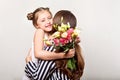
[[24, 46, 70, 80], [48, 69, 70, 80]]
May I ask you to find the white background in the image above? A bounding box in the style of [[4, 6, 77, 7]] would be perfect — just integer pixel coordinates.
[[0, 0, 120, 80]]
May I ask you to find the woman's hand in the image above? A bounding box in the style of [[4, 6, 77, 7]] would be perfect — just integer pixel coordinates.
[[64, 48, 75, 58]]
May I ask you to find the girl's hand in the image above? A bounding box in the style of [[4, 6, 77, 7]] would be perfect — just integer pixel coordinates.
[[64, 48, 75, 58], [26, 55, 32, 63], [25, 48, 32, 63]]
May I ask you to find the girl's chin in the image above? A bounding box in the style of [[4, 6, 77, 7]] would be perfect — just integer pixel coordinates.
[[46, 28, 52, 32]]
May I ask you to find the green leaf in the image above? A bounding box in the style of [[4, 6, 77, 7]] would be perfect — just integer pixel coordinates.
[[67, 58, 76, 71], [67, 59, 73, 70]]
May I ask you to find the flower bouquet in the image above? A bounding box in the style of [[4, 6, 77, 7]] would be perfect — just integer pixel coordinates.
[[44, 19, 80, 70]]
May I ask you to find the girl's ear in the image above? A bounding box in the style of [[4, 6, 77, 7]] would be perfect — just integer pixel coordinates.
[[35, 25, 40, 29]]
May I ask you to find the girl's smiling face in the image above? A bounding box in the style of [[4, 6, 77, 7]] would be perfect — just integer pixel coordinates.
[[36, 10, 53, 32]]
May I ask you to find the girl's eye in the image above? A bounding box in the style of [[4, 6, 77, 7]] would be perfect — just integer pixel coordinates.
[[48, 17, 52, 19], [41, 20, 45, 22], [48, 16, 52, 19]]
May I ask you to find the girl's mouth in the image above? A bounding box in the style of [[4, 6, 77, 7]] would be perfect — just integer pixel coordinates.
[[46, 24, 52, 27]]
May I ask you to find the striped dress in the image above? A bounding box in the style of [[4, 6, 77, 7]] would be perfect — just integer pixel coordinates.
[[24, 46, 70, 80]]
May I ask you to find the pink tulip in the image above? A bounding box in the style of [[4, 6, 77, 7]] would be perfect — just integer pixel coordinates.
[[66, 34, 72, 40], [53, 38, 60, 46], [60, 38, 66, 45], [67, 28, 74, 35]]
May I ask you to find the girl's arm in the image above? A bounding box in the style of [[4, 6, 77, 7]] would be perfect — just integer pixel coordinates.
[[34, 29, 75, 60]]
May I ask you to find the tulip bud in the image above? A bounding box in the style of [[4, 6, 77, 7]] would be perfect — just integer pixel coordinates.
[[52, 32, 60, 38], [45, 40, 52, 46], [61, 32, 68, 38], [58, 26, 65, 32], [72, 29, 79, 39]]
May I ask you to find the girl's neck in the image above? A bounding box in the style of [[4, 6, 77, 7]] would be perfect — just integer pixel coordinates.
[[45, 32, 49, 36], [44, 32, 53, 40], [44, 33, 49, 39]]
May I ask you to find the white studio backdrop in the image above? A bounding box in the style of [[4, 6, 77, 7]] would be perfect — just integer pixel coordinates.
[[0, 0, 120, 80]]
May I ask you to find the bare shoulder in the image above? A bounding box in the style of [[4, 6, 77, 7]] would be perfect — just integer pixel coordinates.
[[35, 29, 44, 34], [34, 29, 45, 41], [34, 29, 45, 37]]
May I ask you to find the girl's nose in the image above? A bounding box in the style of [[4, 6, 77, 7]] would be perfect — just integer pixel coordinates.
[[46, 19, 49, 23], [47, 20, 51, 24]]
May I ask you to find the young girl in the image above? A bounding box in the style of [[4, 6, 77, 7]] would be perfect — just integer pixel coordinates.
[[23, 7, 75, 80]]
